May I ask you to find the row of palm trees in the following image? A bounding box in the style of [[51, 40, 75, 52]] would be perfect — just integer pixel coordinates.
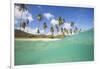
[[15, 4, 80, 38], [36, 14, 78, 37], [15, 4, 28, 30]]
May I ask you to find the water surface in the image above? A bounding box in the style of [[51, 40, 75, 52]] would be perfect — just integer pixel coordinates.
[[15, 29, 94, 65]]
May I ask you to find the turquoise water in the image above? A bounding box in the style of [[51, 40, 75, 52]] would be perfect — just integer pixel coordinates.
[[15, 29, 94, 65]]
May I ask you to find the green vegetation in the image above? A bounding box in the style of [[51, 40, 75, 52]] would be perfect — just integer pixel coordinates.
[[14, 4, 94, 65], [43, 22, 47, 34], [37, 14, 43, 35], [15, 4, 82, 39], [15, 29, 68, 38]]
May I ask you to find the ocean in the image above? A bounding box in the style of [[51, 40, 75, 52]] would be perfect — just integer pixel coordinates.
[[15, 29, 94, 65]]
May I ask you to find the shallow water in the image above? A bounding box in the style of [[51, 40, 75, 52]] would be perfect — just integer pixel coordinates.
[[15, 29, 94, 65]]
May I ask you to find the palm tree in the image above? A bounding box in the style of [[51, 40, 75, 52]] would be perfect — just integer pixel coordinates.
[[70, 28, 72, 35], [26, 18, 29, 25], [50, 26, 54, 38], [21, 21, 26, 29], [64, 28, 68, 35], [21, 19, 29, 31], [70, 22, 75, 34], [55, 25, 59, 34], [70, 22, 74, 27], [57, 17, 64, 26], [37, 14, 43, 35], [74, 26, 78, 33], [79, 28, 82, 33], [57, 17, 65, 36], [43, 22, 47, 34], [17, 4, 27, 30], [37, 29, 40, 35], [61, 27, 65, 37]]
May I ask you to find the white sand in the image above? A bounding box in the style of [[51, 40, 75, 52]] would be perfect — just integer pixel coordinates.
[[15, 38, 61, 41]]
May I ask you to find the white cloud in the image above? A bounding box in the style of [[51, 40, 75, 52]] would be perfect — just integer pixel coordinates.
[[46, 32, 57, 36], [24, 27, 38, 34], [14, 20, 19, 24], [63, 22, 72, 29], [46, 32, 51, 35], [15, 27, 46, 35], [40, 30, 44, 34], [58, 31, 62, 35], [37, 6, 42, 9], [15, 27, 38, 34], [50, 19, 58, 26], [14, 5, 21, 19], [15, 27, 47, 34], [14, 5, 33, 24], [54, 32, 61, 36], [15, 27, 20, 30], [43, 13, 54, 20], [21, 10, 33, 22], [46, 31, 62, 36], [25, 12, 33, 22]]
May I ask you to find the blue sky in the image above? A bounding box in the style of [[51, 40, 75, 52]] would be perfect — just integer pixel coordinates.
[[14, 4, 94, 34]]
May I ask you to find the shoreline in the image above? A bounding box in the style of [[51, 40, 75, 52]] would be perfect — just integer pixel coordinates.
[[15, 38, 61, 41]]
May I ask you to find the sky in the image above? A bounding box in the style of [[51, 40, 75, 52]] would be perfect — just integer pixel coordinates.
[[14, 3, 94, 35]]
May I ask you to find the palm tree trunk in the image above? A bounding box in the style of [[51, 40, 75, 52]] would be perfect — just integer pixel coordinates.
[[38, 22, 40, 35], [44, 29, 46, 35], [63, 32, 65, 37], [52, 32, 54, 38], [20, 11, 23, 30]]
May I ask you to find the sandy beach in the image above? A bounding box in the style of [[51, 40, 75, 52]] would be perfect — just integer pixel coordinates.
[[15, 38, 61, 41]]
